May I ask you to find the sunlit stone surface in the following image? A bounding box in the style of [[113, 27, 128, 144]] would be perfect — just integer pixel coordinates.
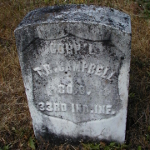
[[15, 5, 131, 143]]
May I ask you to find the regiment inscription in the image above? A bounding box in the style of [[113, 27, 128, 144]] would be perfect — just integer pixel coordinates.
[[15, 5, 131, 143], [27, 36, 122, 123]]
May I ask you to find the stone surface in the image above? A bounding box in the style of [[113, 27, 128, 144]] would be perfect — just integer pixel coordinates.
[[14, 5, 131, 143]]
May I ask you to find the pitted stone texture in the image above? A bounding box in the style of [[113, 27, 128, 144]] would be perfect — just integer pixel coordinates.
[[16, 5, 131, 33], [15, 5, 131, 144]]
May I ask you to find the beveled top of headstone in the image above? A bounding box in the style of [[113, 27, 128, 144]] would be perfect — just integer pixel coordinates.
[[15, 5, 131, 143], [15, 5, 131, 33]]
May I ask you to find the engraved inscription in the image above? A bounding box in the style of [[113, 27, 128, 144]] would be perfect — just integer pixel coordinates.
[[38, 102, 67, 112], [33, 60, 115, 81], [38, 102, 116, 115], [38, 42, 96, 55], [28, 35, 123, 123]]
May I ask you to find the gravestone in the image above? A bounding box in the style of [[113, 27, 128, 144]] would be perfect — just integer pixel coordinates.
[[14, 5, 131, 143]]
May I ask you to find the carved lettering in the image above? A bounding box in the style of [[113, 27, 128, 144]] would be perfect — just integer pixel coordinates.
[[30, 33, 121, 123], [54, 103, 60, 111], [33, 60, 116, 80], [107, 71, 115, 80], [47, 42, 97, 55], [38, 102, 116, 115], [50, 43, 57, 53], [83, 105, 88, 113], [76, 104, 82, 113], [101, 67, 109, 78], [57, 43, 64, 54], [58, 62, 65, 72], [88, 63, 96, 74], [38, 102, 45, 111], [99, 105, 105, 114], [66, 84, 73, 94], [72, 61, 80, 72], [94, 105, 98, 113], [58, 84, 73, 94], [106, 105, 112, 114], [72, 103, 75, 112], [46, 102, 53, 111], [65, 62, 72, 72], [58, 84, 65, 93], [95, 65, 104, 76], [74, 42, 80, 54], [66, 43, 73, 54], [81, 60, 88, 72], [89, 44, 94, 54], [43, 64, 52, 75], [33, 67, 43, 76], [61, 103, 67, 112], [79, 85, 85, 94], [38, 102, 68, 112]]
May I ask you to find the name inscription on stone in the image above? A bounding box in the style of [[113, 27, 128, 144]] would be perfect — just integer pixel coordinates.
[[15, 5, 131, 142], [27, 35, 123, 123]]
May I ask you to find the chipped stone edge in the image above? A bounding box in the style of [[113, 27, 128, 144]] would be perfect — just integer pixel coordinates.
[[15, 6, 131, 144], [14, 4, 131, 34]]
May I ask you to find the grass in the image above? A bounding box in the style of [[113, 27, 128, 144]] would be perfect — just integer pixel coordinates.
[[0, 0, 150, 149]]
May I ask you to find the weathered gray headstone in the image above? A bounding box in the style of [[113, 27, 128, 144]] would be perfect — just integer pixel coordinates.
[[15, 5, 131, 143]]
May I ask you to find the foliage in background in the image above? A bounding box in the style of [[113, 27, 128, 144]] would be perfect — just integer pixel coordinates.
[[135, 0, 150, 18], [0, 0, 150, 149]]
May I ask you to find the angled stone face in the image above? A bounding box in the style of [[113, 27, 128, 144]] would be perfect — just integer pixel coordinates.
[[14, 5, 131, 143]]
